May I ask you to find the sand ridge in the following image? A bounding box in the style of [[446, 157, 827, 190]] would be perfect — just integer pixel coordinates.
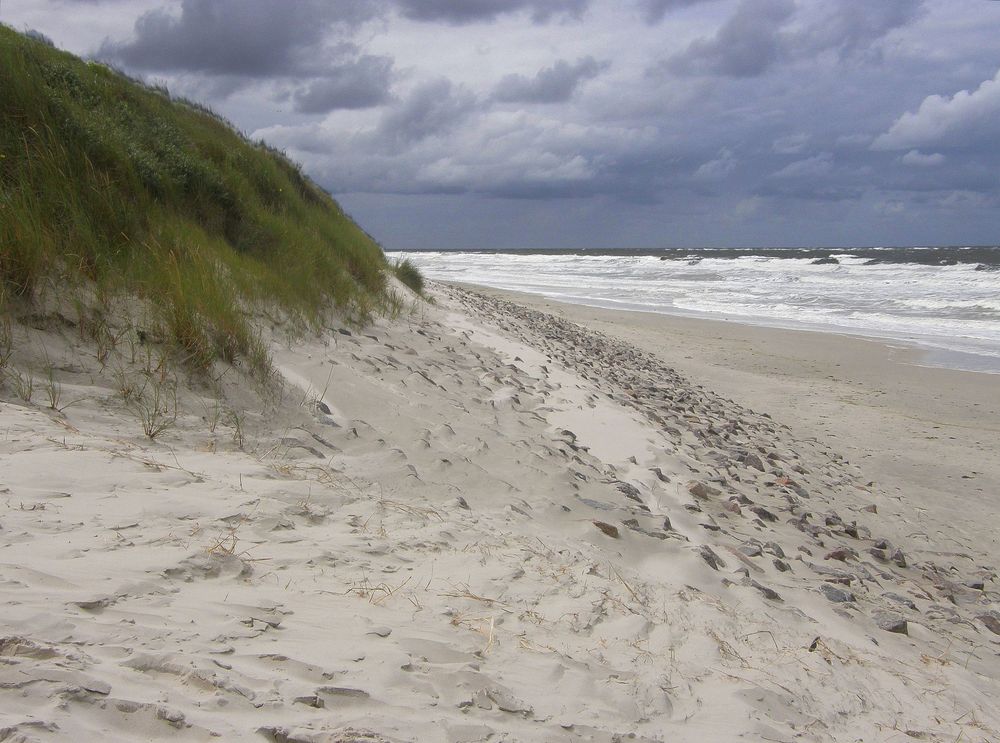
[[0, 284, 997, 741]]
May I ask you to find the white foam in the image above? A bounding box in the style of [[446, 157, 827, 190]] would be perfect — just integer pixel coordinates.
[[393, 251, 1000, 369]]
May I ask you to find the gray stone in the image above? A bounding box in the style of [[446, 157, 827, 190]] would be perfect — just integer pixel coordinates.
[[750, 506, 778, 523], [698, 546, 726, 571], [592, 521, 620, 539], [874, 611, 908, 635], [687, 481, 721, 500], [819, 584, 856, 603], [978, 611, 1000, 635], [739, 543, 763, 558], [883, 592, 917, 611], [764, 542, 785, 558], [751, 580, 782, 601], [615, 481, 643, 501]]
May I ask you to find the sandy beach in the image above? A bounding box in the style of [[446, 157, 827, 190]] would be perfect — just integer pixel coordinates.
[[455, 283, 1000, 563], [1, 281, 998, 742]]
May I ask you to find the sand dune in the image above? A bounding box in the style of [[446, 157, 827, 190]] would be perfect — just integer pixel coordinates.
[[0, 283, 997, 742]]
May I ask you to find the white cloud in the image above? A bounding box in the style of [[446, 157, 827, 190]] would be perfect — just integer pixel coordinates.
[[900, 149, 945, 166], [693, 148, 736, 179], [772, 133, 810, 154], [771, 152, 833, 178], [873, 69, 1000, 150]]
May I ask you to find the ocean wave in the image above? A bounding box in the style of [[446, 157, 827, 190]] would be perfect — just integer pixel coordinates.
[[393, 247, 1000, 368]]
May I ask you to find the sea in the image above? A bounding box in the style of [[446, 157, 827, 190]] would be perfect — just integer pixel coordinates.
[[391, 247, 1000, 374]]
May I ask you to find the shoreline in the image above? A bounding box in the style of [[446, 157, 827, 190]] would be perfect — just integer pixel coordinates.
[[449, 281, 1000, 557], [450, 282, 1000, 376]]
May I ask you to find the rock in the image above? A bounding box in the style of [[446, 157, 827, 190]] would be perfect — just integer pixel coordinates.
[[615, 481, 643, 502], [455, 496, 470, 510], [750, 506, 778, 523], [825, 547, 854, 562], [751, 580, 782, 601], [662, 516, 673, 531], [869, 548, 888, 562], [698, 546, 726, 570], [964, 578, 985, 591], [592, 521, 620, 539], [316, 400, 332, 415], [764, 542, 785, 558], [687, 481, 721, 500], [883, 592, 917, 611], [773, 559, 790, 572], [367, 626, 392, 638], [874, 611, 908, 635], [650, 467, 671, 483], [723, 500, 742, 515], [861, 504, 877, 514], [891, 548, 907, 568], [819, 584, 856, 603], [977, 611, 1000, 635], [741, 452, 766, 471], [622, 518, 667, 541], [739, 543, 763, 558]]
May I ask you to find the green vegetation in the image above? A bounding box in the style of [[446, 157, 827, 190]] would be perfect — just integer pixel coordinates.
[[393, 257, 425, 296], [0, 26, 420, 375]]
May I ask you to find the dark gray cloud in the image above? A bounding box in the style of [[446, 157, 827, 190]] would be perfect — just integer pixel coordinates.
[[670, 0, 794, 78], [670, 0, 926, 78], [493, 57, 606, 103], [792, 0, 927, 61], [638, 0, 716, 25], [293, 55, 395, 113], [392, 0, 587, 24], [98, 0, 377, 76], [378, 79, 478, 144]]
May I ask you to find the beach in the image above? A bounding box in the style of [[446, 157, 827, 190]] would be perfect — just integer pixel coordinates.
[[1, 281, 998, 742], [457, 283, 1000, 561]]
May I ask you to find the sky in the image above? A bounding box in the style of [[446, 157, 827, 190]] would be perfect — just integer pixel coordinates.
[[5, 0, 1000, 249]]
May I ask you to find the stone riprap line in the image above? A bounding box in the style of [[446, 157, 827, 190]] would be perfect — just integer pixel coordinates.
[[0, 281, 996, 742]]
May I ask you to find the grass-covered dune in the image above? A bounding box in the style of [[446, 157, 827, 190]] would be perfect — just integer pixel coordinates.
[[0, 25, 412, 374]]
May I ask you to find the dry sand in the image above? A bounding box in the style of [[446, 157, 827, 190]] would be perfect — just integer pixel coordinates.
[[0, 281, 997, 742]]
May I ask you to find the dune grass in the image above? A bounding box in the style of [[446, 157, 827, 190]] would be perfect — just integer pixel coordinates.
[[0, 25, 416, 375], [393, 257, 425, 296]]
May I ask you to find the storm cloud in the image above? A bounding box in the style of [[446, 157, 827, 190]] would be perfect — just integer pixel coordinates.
[[98, 0, 377, 76], [293, 55, 395, 113], [392, 0, 588, 24], [6, 0, 1000, 248], [494, 57, 607, 103]]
